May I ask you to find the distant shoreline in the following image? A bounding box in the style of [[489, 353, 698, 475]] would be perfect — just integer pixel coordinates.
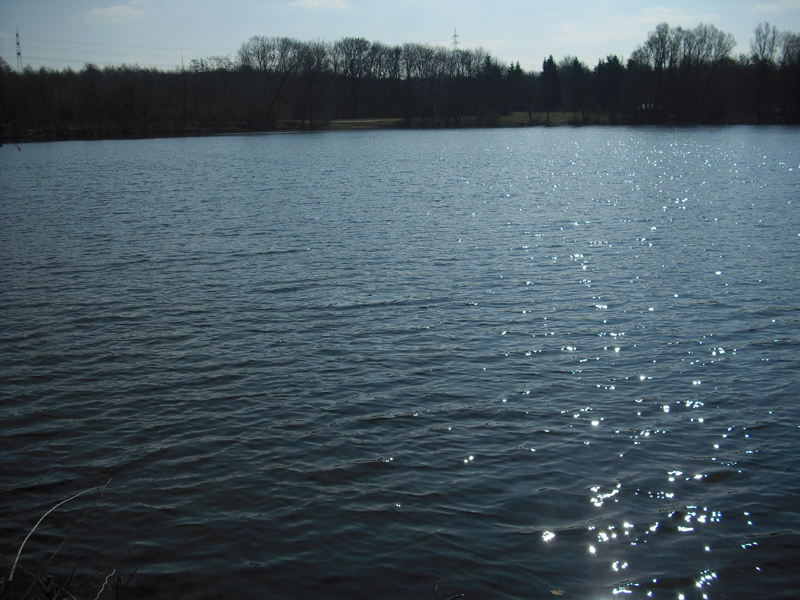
[[2, 112, 770, 145], [4, 22, 798, 147]]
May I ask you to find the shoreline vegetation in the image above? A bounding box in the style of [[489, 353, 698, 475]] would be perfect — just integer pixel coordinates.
[[0, 113, 789, 146], [2, 21, 800, 145], [0, 113, 692, 145]]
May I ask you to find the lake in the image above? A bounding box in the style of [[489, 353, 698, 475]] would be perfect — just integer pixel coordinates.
[[1, 127, 799, 600]]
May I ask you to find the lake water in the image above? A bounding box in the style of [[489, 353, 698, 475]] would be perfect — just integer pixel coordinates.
[[1, 127, 799, 600]]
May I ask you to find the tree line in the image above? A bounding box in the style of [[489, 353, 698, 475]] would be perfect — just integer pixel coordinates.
[[2, 21, 799, 141]]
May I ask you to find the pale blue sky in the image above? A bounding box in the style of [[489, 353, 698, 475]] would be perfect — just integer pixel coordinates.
[[2, 1, 799, 72]]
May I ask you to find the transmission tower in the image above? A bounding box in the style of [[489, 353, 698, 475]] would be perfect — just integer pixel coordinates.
[[16, 27, 22, 72], [451, 29, 459, 53]]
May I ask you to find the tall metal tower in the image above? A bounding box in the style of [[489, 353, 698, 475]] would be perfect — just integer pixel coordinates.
[[16, 27, 22, 72], [451, 29, 459, 53]]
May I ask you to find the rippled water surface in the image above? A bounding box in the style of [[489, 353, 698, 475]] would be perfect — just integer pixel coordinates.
[[2, 127, 799, 599]]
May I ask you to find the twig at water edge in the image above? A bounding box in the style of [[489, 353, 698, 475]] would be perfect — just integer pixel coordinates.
[[93, 569, 116, 600], [9, 489, 94, 583]]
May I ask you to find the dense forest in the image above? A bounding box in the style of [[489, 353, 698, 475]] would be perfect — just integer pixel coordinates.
[[2, 21, 799, 141]]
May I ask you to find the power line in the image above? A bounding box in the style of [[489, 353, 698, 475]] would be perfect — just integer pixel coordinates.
[[21, 49, 179, 61], [22, 35, 233, 55], [21, 36, 185, 52], [20, 55, 178, 69]]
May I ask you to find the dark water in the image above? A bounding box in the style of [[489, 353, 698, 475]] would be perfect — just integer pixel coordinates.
[[2, 127, 799, 600]]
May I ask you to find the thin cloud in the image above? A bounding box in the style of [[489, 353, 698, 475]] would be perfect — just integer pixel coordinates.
[[84, 5, 146, 24], [288, 0, 350, 8], [750, 0, 800, 12], [627, 6, 721, 27], [551, 7, 721, 47], [0, 30, 10, 39]]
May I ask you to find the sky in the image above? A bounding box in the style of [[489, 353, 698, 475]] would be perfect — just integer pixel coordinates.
[[2, 0, 800, 73]]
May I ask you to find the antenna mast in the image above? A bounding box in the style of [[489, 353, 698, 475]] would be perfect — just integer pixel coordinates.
[[16, 26, 22, 72], [451, 29, 459, 53]]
